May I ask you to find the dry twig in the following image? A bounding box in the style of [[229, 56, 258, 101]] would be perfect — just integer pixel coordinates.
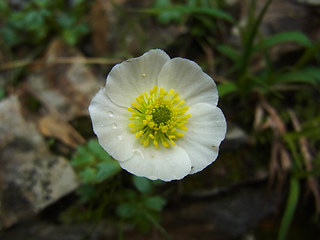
[[0, 57, 122, 71], [259, 97, 291, 189], [288, 110, 320, 213]]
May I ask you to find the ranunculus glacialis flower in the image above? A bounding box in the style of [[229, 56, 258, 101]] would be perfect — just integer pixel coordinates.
[[89, 49, 226, 181]]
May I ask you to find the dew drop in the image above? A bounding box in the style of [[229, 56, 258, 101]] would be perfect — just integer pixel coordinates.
[[108, 111, 114, 117], [117, 135, 123, 141], [142, 73, 147, 77], [133, 149, 144, 160], [111, 123, 117, 129]]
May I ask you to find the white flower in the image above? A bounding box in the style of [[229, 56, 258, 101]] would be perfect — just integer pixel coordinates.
[[89, 49, 226, 181]]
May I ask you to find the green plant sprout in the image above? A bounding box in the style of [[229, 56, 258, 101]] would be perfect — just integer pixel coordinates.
[[64, 139, 168, 239]]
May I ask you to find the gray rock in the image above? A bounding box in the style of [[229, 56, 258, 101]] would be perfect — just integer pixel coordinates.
[[0, 218, 113, 240], [162, 181, 280, 240], [0, 96, 79, 229], [221, 124, 249, 150], [295, 0, 320, 5]]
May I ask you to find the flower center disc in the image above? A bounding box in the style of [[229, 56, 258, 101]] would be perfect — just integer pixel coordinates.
[[127, 85, 191, 148], [152, 106, 171, 125]]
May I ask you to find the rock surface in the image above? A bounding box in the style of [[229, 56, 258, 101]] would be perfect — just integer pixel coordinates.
[[0, 96, 79, 229], [0, 180, 281, 240], [162, 181, 279, 240]]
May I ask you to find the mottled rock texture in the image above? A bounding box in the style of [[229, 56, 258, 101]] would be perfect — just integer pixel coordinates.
[[0, 96, 78, 229]]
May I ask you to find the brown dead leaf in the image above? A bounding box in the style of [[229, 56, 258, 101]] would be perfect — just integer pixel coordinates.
[[254, 103, 264, 130], [260, 97, 286, 135], [38, 115, 85, 148], [28, 39, 100, 121], [260, 97, 290, 190], [288, 110, 320, 213]]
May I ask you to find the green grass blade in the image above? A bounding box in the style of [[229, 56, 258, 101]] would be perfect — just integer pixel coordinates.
[[143, 6, 235, 23], [217, 81, 238, 97], [256, 31, 312, 52], [273, 67, 320, 85], [294, 41, 320, 69], [277, 177, 300, 240], [189, 7, 235, 23], [238, 0, 273, 91], [217, 44, 240, 61]]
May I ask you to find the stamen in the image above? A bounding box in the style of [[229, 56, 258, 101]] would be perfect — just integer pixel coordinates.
[[128, 86, 190, 148]]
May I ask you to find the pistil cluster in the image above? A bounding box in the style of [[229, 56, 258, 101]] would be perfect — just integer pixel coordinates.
[[128, 85, 191, 148]]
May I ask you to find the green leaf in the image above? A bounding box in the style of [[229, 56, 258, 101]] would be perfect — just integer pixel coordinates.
[[0, 89, 5, 100], [74, 0, 85, 5], [217, 81, 238, 97], [154, 0, 170, 8], [79, 167, 97, 184], [0, 0, 8, 14], [217, 45, 240, 61], [0, 27, 21, 47], [132, 176, 152, 193], [95, 161, 121, 182], [57, 14, 74, 28], [72, 139, 121, 183], [34, 0, 51, 8], [152, 4, 235, 24], [192, 7, 234, 23], [71, 154, 95, 168], [294, 41, 320, 69], [273, 67, 320, 85], [76, 184, 98, 203], [61, 24, 89, 45], [302, 67, 320, 83], [76, 145, 90, 156], [143, 196, 166, 211], [61, 30, 78, 45], [294, 169, 320, 179], [257, 31, 312, 51], [116, 203, 136, 218], [153, 0, 183, 25], [277, 177, 300, 240], [87, 139, 111, 161], [25, 11, 44, 30], [172, 6, 234, 23]]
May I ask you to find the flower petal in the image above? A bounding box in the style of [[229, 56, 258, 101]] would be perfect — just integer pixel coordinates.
[[89, 88, 137, 161], [177, 103, 226, 174], [157, 58, 219, 107], [120, 146, 192, 181], [106, 49, 170, 107]]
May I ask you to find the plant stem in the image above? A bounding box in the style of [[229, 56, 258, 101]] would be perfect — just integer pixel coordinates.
[[277, 177, 300, 240], [238, 0, 273, 93], [144, 212, 172, 240]]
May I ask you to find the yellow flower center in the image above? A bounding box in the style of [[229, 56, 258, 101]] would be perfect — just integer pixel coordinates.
[[127, 85, 191, 148]]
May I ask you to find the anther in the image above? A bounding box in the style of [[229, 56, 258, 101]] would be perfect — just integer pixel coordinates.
[[127, 85, 190, 149]]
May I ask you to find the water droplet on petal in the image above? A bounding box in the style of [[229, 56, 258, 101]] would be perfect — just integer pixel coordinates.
[[108, 111, 114, 117], [117, 135, 123, 141], [111, 123, 117, 129], [133, 149, 144, 160]]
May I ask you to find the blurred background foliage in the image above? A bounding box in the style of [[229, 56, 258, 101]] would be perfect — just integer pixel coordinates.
[[0, 0, 320, 240], [0, 0, 90, 47]]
